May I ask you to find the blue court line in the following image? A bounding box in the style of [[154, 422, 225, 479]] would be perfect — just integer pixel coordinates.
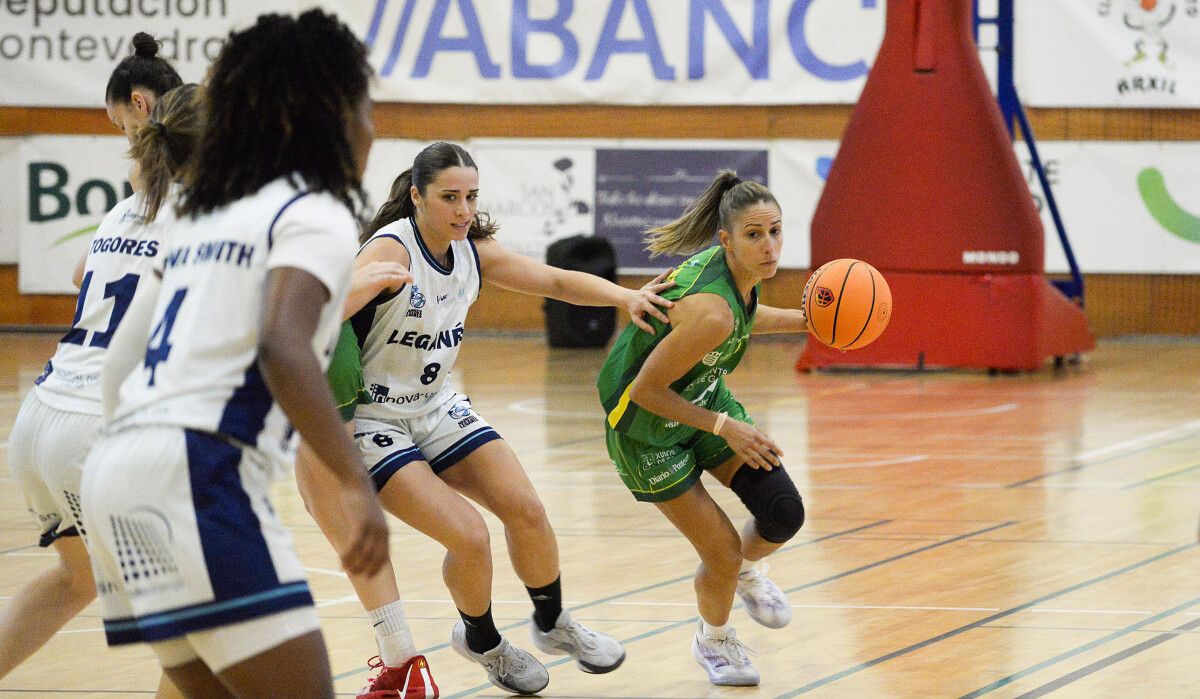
[[783, 521, 1015, 595], [1007, 431, 1200, 488], [775, 541, 1199, 697], [1012, 614, 1200, 698], [0, 544, 37, 555], [959, 594, 1200, 697], [331, 519, 892, 683], [442, 521, 1011, 698], [1122, 461, 1200, 489]]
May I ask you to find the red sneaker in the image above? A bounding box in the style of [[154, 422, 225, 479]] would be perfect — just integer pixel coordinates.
[[356, 655, 439, 699]]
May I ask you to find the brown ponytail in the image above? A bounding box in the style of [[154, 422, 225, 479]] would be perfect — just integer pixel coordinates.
[[129, 83, 201, 222], [644, 170, 777, 257]]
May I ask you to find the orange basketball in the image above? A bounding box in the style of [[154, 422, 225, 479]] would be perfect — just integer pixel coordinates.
[[802, 258, 892, 350]]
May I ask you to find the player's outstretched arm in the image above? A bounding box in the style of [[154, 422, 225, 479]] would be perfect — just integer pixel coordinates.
[[629, 293, 783, 471], [474, 236, 674, 333], [259, 266, 388, 578], [342, 237, 412, 321], [751, 304, 808, 335]]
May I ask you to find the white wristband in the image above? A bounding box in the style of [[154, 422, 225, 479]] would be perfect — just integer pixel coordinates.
[[713, 412, 729, 436]]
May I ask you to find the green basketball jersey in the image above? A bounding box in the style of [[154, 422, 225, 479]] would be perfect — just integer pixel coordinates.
[[597, 245, 758, 447]]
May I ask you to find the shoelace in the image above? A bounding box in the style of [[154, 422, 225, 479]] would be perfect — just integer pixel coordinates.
[[739, 566, 783, 605], [483, 642, 531, 679], [363, 656, 387, 686], [561, 620, 600, 651], [711, 635, 756, 666]]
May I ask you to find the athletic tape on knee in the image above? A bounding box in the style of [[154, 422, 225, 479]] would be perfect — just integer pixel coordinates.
[[729, 465, 805, 544]]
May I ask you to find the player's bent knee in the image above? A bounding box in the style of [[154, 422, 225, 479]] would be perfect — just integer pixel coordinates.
[[729, 465, 806, 544], [757, 492, 805, 543]]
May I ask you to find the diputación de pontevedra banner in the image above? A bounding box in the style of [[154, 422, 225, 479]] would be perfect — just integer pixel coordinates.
[[0, 0, 885, 107]]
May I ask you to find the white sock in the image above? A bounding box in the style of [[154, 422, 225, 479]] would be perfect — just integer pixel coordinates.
[[701, 619, 730, 639], [739, 559, 755, 575], [369, 601, 417, 666]]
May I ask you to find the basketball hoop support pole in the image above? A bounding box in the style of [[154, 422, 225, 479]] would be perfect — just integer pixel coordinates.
[[974, 0, 1085, 306]]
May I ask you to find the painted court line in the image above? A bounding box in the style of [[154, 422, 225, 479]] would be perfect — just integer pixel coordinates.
[[443, 522, 1014, 698], [331, 519, 892, 683], [776, 541, 1199, 697], [1010, 615, 1200, 698], [959, 595, 1200, 697], [783, 522, 1016, 596], [1010, 419, 1200, 487], [1123, 460, 1200, 489]]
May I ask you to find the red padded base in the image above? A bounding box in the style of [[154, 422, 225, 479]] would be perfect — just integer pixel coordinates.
[[796, 272, 1095, 372]]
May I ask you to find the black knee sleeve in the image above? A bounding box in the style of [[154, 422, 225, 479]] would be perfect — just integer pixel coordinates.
[[729, 465, 805, 544]]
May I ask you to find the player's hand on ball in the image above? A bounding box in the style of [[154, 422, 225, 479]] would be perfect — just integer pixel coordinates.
[[720, 419, 783, 471], [339, 481, 390, 577], [628, 268, 675, 334]]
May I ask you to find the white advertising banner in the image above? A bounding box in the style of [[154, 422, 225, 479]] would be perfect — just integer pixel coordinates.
[[362, 138, 429, 216], [1018, 0, 1200, 107], [17, 136, 132, 293], [0, 1, 886, 107], [343, 0, 884, 105], [471, 141, 596, 261], [11, 136, 1200, 294], [1020, 141, 1200, 273], [0, 1, 300, 108], [0, 138, 20, 263]]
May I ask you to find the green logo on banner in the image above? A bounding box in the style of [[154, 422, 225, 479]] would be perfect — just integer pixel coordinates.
[[54, 224, 100, 247], [1138, 167, 1200, 244]]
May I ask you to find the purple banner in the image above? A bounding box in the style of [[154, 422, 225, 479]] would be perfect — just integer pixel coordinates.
[[594, 149, 769, 272]]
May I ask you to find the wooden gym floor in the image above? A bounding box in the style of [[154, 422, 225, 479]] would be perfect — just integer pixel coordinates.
[[1, 332, 1197, 698]]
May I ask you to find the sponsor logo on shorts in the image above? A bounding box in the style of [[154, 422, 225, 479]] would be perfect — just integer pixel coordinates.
[[370, 383, 438, 405], [449, 401, 479, 428], [647, 456, 691, 486]]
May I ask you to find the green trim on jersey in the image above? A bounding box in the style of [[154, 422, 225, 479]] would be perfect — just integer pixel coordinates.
[[596, 245, 757, 447], [328, 321, 372, 422]]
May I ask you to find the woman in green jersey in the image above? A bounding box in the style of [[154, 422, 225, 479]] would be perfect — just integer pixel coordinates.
[[598, 170, 808, 687]]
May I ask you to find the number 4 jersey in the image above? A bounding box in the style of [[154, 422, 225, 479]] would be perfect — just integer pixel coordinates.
[[112, 178, 357, 467], [351, 217, 481, 421], [35, 194, 162, 416]]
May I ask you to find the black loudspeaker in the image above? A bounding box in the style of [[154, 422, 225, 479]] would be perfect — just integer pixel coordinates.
[[544, 235, 617, 348]]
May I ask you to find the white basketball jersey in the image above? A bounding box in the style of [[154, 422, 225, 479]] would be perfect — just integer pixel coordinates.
[[113, 178, 357, 468], [353, 218, 481, 420], [35, 194, 165, 416]]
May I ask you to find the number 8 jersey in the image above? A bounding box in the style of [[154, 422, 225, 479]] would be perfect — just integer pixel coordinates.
[[112, 178, 357, 468], [351, 218, 481, 420]]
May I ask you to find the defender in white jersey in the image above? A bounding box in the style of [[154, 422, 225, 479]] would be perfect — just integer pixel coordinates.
[[352, 216, 492, 483], [297, 142, 674, 698], [79, 11, 388, 698], [1, 67, 184, 690]]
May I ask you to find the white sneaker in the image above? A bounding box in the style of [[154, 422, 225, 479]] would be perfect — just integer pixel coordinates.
[[450, 621, 549, 695], [737, 562, 792, 629], [691, 621, 759, 686], [530, 609, 626, 673]]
